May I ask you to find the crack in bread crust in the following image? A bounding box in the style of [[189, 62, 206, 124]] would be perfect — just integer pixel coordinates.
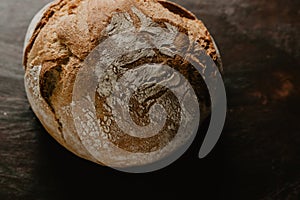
[[157, 0, 196, 20]]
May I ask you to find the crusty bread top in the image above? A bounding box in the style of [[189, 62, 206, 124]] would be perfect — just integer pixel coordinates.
[[23, 0, 222, 166], [24, 0, 221, 121], [24, 0, 220, 70]]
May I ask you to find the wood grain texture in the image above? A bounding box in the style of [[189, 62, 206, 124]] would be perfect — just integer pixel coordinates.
[[0, 0, 299, 199]]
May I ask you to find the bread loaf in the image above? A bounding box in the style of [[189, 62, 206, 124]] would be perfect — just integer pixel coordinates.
[[23, 0, 222, 171]]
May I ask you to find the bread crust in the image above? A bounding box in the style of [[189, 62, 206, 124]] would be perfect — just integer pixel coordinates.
[[23, 0, 222, 166]]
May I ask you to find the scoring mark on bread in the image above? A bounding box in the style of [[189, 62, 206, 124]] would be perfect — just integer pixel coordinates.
[[157, 1, 196, 20], [40, 65, 63, 111], [26, 65, 66, 142]]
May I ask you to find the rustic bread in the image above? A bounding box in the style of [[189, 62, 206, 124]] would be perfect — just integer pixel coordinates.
[[23, 0, 222, 168]]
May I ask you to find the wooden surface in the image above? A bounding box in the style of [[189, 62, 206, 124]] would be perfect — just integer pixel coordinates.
[[0, 0, 299, 199]]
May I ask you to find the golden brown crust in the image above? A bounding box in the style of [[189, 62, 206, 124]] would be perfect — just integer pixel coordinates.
[[24, 0, 220, 69], [23, 0, 67, 68], [23, 0, 222, 166]]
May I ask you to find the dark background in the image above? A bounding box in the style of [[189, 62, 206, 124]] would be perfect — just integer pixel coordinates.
[[0, 0, 299, 199]]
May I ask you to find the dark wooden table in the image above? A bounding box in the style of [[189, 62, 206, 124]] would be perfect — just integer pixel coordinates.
[[1, 0, 299, 199]]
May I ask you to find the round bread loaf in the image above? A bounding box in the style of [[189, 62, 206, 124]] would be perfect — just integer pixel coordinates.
[[23, 0, 222, 170]]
